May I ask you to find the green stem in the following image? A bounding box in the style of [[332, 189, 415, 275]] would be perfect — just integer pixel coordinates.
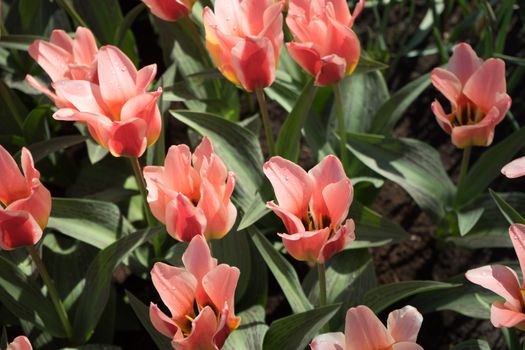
[[55, 0, 88, 28], [318, 262, 328, 332], [255, 88, 276, 156], [457, 147, 471, 188], [27, 246, 73, 339], [333, 82, 348, 168]]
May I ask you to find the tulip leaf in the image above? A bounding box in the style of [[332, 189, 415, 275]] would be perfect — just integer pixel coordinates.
[[0, 255, 65, 337], [125, 291, 173, 350], [456, 126, 525, 206], [370, 72, 431, 135], [345, 132, 455, 219], [48, 198, 134, 249], [263, 304, 340, 350], [452, 340, 491, 350], [302, 249, 377, 330], [274, 80, 317, 162], [248, 227, 313, 314], [72, 227, 160, 343], [223, 306, 268, 350], [364, 280, 460, 314], [490, 189, 525, 225], [170, 110, 265, 213], [21, 135, 88, 163], [457, 207, 485, 236]]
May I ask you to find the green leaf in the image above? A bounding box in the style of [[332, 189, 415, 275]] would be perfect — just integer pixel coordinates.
[[0, 34, 42, 51], [72, 227, 160, 342], [457, 126, 525, 206], [114, 3, 146, 46], [457, 207, 485, 236], [23, 135, 88, 162], [370, 72, 431, 134], [237, 196, 270, 231], [125, 291, 172, 350], [223, 306, 268, 350], [263, 304, 340, 350], [22, 107, 51, 144], [364, 281, 460, 313], [248, 227, 313, 314], [496, 53, 525, 67], [0, 255, 65, 337], [349, 202, 409, 248], [274, 80, 317, 161], [346, 133, 455, 219], [48, 198, 134, 249], [170, 110, 264, 212], [452, 340, 491, 350], [490, 189, 525, 224]]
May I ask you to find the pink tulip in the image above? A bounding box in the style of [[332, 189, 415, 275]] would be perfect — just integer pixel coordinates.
[[310, 305, 423, 350], [150, 235, 240, 349], [264, 155, 355, 263], [202, 0, 284, 91], [431, 43, 511, 148], [144, 137, 236, 242], [466, 224, 525, 330], [7, 336, 32, 350], [25, 27, 98, 108], [0, 146, 51, 250], [142, 0, 195, 22], [502, 156, 525, 179], [52, 45, 162, 157], [286, 0, 363, 86]]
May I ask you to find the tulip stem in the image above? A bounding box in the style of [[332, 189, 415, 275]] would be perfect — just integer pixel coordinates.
[[27, 246, 73, 339], [458, 147, 471, 188], [318, 262, 328, 331], [255, 88, 276, 156], [333, 83, 348, 168]]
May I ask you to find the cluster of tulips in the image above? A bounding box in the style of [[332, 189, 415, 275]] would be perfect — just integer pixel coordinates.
[[1, 0, 522, 349]]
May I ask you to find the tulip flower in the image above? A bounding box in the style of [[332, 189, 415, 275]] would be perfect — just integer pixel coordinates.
[[310, 305, 423, 350], [286, 0, 364, 86], [25, 27, 98, 107], [466, 224, 525, 330], [143, 137, 236, 242], [431, 43, 511, 148], [150, 235, 240, 349], [0, 146, 51, 250], [502, 157, 525, 179], [7, 336, 32, 350], [264, 155, 355, 263], [142, 0, 195, 22], [52, 45, 162, 157], [202, 0, 284, 92]]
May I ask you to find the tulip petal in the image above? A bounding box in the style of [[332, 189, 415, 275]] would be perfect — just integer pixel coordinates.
[[447, 43, 482, 86], [465, 265, 522, 311], [431, 100, 454, 134], [286, 42, 320, 77], [171, 306, 218, 350], [392, 342, 424, 350], [8, 182, 51, 229], [136, 64, 158, 93], [0, 209, 43, 250], [263, 156, 312, 220], [151, 262, 197, 327], [431, 68, 462, 107], [120, 89, 162, 145], [279, 228, 330, 262], [144, 166, 169, 222], [73, 27, 98, 66], [52, 80, 108, 115], [149, 302, 178, 338], [315, 54, 346, 86], [266, 201, 306, 234], [230, 36, 275, 91], [463, 58, 506, 113], [319, 219, 355, 263], [202, 264, 240, 315], [28, 40, 71, 81], [214, 303, 240, 349], [0, 145, 28, 206], [165, 194, 206, 242], [509, 224, 525, 280], [310, 332, 345, 350], [7, 336, 33, 350], [142, 0, 191, 22], [164, 145, 200, 200], [502, 156, 525, 179], [490, 300, 525, 329], [50, 29, 73, 53], [322, 178, 353, 229], [386, 306, 423, 343], [198, 178, 235, 240], [107, 118, 148, 157], [24, 75, 61, 105], [345, 305, 394, 350], [182, 234, 217, 284]]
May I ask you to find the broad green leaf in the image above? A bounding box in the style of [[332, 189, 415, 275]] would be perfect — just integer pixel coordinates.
[[365, 281, 460, 313], [22, 107, 51, 144], [23, 135, 87, 162], [0, 255, 65, 337], [346, 133, 455, 219], [223, 306, 268, 350], [370, 72, 431, 134], [263, 304, 340, 350], [48, 198, 134, 249], [349, 202, 409, 248], [114, 3, 146, 46], [457, 126, 525, 206], [171, 110, 264, 212], [0, 34, 43, 51], [237, 195, 270, 231], [457, 208, 485, 236], [497, 54, 525, 67], [302, 249, 376, 330], [73, 227, 160, 342], [248, 227, 313, 314], [452, 340, 491, 350], [125, 291, 172, 350], [274, 80, 317, 161], [490, 189, 525, 224]]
